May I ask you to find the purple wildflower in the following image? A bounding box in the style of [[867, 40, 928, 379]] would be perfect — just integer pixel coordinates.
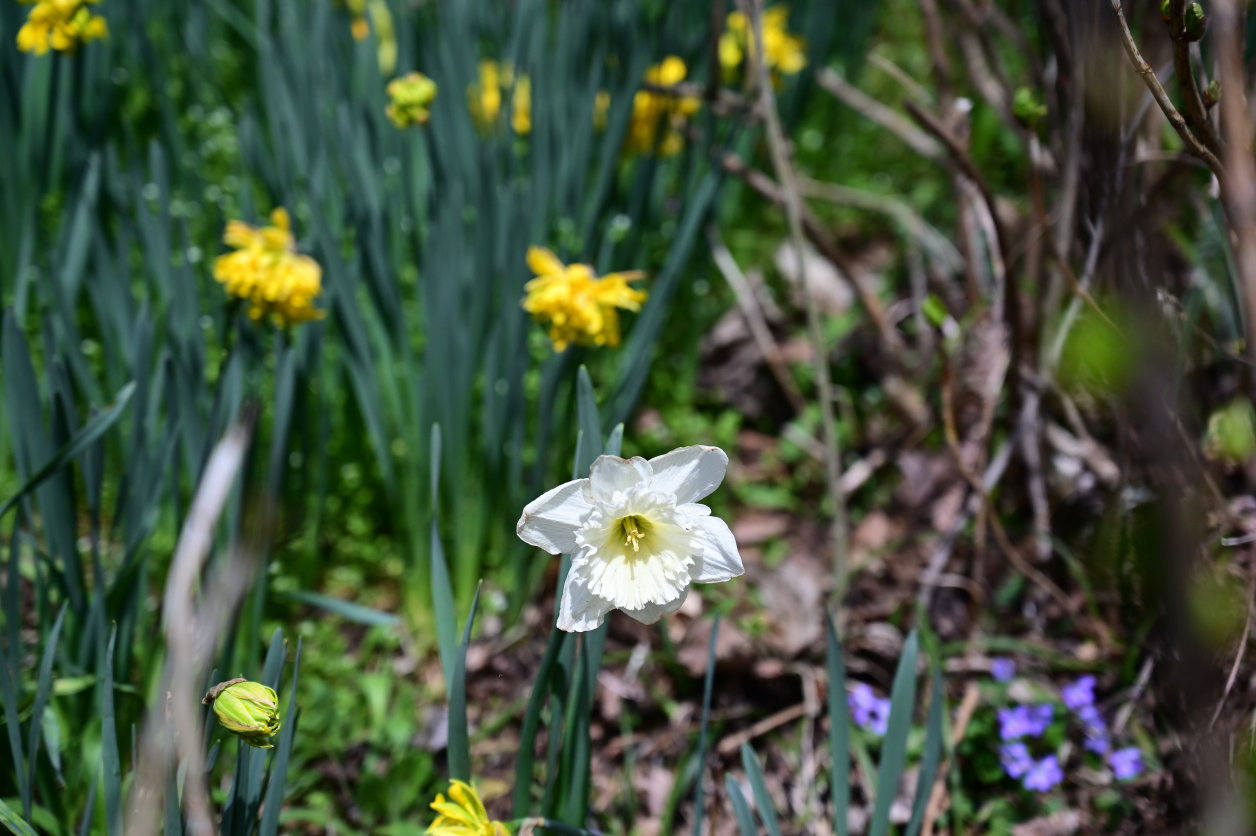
[[990, 658, 1016, 682], [1062, 676, 1096, 711], [1109, 747, 1143, 780], [848, 683, 891, 737], [999, 742, 1033, 779], [1022, 755, 1064, 792], [998, 704, 1053, 740], [1077, 704, 1109, 754]]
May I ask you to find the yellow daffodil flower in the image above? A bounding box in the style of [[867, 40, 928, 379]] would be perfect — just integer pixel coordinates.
[[342, 0, 395, 73], [16, 0, 107, 55], [387, 72, 438, 128], [213, 208, 324, 328], [522, 246, 646, 352], [624, 56, 701, 156], [427, 780, 510, 836], [468, 60, 531, 136], [719, 5, 806, 85]]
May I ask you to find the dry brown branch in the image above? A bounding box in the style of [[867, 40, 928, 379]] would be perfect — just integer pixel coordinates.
[[740, 0, 850, 602], [866, 53, 933, 104], [715, 703, 808, 755], [1166, 0, 1223, 157], [128, 417, 260, 836], [707, 225, 808, 414], [719, 152, 904, 356], [1106, 0, 1225, 179], [814, 68, 944, 160]]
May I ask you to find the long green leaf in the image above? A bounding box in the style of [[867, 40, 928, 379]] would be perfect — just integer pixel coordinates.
[[691, 612, 720, 836], [0, 799, 36, 836], [0, 381, 136, 521], [259, 638, 302, 836], [447, 581, 481, 782], [905, 665, 945, 836], [513, 624, 566, 817], [869, 631, 919, 836], [26, 603, 66, 823], [277, 590, 399, 626], [724, 776, 758, 836], [826, 612, 850, 836], [101, 625, 121, 836], [740, 743, 781, 836], [430, 424, 457, 692]]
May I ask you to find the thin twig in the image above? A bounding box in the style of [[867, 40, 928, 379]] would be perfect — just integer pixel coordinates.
[[741, 0, 849, 602], [1106, 0, 1225, 179], [707, 224, 808, 414], [719, 152, 904, 356], [815, 68, 944, 160], [1166, 0, 1223, 157], [920, 682, 981, 836], [1208, 558, 1256, 731]]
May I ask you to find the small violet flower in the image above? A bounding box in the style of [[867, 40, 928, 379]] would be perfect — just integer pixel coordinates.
[[999, 742, 1034, 779], [1062, 675, 1096, 711], [998, 704, 1053, 740], [1109, 747, 1143, 780], [1077, 704, 1109, 754], [1022, 755, 1064, 792], [848, 683, 891, 737], [990, 657, 1016, 682]]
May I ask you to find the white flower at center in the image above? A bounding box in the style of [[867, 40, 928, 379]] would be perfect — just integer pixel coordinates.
[[516, 446, 745, 632]]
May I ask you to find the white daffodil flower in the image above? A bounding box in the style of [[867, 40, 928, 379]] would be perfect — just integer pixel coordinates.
[[516, 445, 744, 632]]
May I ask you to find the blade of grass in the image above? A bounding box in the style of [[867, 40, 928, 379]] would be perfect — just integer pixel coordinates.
[[513, 625, 566, 817], [0, 799, 36, 836], [259, 638, 302, 836], [276, 590, 399, 626], [826, 612, 850, 836], [0, 382, 136, 522], [905, 665, 944, 836], [430, 424, 457, 692], [869, 631, 919, 836], [102, 624, 121, 836], [26, 603, 66, 822], [447, 581, 482, 782], [691, 612, 720, 836], [724, 775, 758, 836], [740, 743, 782, 836]]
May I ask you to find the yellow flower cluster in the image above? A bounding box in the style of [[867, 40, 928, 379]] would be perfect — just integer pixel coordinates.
[[344, 0, 397, 75], [427, 780, 510, 836], [386, 72, 438, 128], [719, 5, 806, 84], [624, 56, 701, 156], [467, 60, 531, 136], [522, 246, 646, 352], [15, 0, 107, 55], [213, 208, 324, 328]]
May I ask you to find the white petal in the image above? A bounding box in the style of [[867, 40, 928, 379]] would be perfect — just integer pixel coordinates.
[[647, 445, 729, 504], [556, 567, 615, 632], [692, 516, 744, 583], [588, 455, 652, 502], [516, 479, 592, 555], [621, 587, 689, 625]]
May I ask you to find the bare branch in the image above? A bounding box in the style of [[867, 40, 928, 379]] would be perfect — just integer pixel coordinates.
[[815, 68, 944, 160]]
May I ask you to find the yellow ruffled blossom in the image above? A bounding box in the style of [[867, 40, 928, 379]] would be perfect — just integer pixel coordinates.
[[468, 60, 531, 136], [427, 780, 511, 836], [719, 5, 806, 85], [343, 0, 396, 74], [522, 246, 646, 352], [213, 208, 324, 328], [624, 56, 701, 156], [387, 72, 438, 128], [16, 0, 108, 55]]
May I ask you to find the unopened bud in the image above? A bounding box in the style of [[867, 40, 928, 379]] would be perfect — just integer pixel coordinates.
[[1013, 87, 1047, 129], [1159, 0, 1171, 21], [1205, 79, 1220, 108], [1184, 3, 1206, 40], [203, 679, 282, 749]]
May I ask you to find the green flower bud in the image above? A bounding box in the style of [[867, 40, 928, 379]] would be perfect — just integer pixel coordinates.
[[1184, 2, 1206, 40], [1205, 79, 1221, 108], [1013, 87, 1047, 129], [203, 678, 281, 749], [1159, 0, 1171, 21]]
